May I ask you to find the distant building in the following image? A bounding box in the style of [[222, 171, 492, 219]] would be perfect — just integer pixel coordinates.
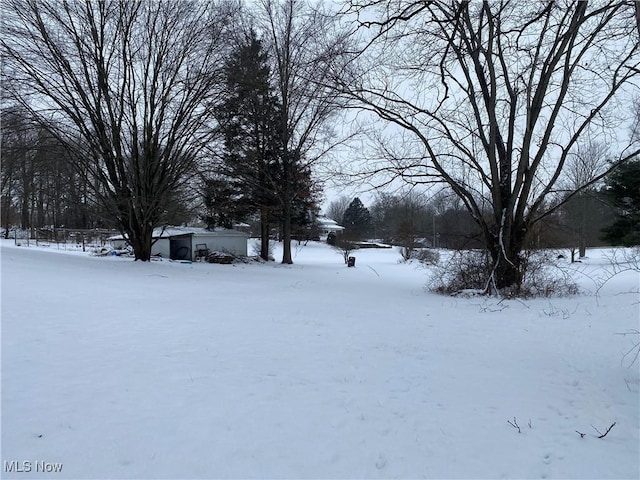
[[316, 216, 345, 241]]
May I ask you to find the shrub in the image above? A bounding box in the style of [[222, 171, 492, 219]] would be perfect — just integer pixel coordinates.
[[399, 245, 413, 262], [411, 248, 440, 265], [427, 249, 578, 298], [428, 250, 493, 295], [519, 250, 579, 298], [333, 237, 357, 264]]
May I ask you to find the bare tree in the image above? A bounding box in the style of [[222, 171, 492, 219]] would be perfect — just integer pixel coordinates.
[[258, 0, 350, 264], [560, 140, 611, 259], [2, 0, 234, 260], [325, 195, 351, 222], [0, 107, 36, 235], [1, 106, 105, 235], [337, 1, 640, 293]]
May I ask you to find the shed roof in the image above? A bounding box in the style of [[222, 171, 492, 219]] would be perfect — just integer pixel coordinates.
[[108, 226, 248, 241]]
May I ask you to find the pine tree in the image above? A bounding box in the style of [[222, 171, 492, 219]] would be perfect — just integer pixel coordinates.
[[342, 197, 371, 240], [289, 162, 321, 241], [202, 176, 253, 230], [214, 30, 283, 260], [602, 159, 640, 246]]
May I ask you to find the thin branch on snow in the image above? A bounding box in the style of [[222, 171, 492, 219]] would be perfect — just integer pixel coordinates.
[[507, 417, 521, 433], [615, 330, 640, 368], [591, 422, 616, 439]]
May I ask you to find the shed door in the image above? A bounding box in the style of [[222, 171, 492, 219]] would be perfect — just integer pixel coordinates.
[[169, 237, 191, 260]]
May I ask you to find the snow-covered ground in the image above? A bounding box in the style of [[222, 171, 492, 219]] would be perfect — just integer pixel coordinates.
[[1, 239, 638, 479]]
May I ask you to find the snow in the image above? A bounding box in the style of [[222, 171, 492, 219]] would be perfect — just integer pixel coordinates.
[[1, 239, 639, 479]]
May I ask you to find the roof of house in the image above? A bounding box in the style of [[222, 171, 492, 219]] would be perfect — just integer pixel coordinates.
[[317, 216, 345, 230]]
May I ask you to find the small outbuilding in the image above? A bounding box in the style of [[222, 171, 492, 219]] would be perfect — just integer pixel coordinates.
[[108, 226, 249, 260], [317, 216, 345, 241]]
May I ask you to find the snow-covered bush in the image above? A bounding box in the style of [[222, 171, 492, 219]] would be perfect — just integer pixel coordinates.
[[329, 232, 357, 264], [428, 250, 493, 295], [399, 245, 412, 262], [427, 249, 578, 297], [602, 247, 640, 276], [411, 248, 440, 265], [519, 250, 579, 298]]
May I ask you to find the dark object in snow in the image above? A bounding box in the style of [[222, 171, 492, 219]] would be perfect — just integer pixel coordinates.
[[353, 241, 392, 249], [348, 256, 356, 267], [207, 251, 234, 264], [557, 254, 565, 259]]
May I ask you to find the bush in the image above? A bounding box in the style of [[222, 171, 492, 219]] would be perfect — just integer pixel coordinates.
[[428, 250, 493, 295], [427, 249, 578, 298], [410, 248, 440, 265], [329, 232, 358, 264], [399, 245, 413, 262], [519, 250, 579, 298]]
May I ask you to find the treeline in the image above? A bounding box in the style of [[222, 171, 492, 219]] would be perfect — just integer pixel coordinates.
[[1, 108, 195, 237], [327, 162, 640, 254], [1, 111, 105, 236]]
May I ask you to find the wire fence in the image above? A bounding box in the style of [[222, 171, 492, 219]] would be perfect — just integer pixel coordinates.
[[7, 228, 118, 252]]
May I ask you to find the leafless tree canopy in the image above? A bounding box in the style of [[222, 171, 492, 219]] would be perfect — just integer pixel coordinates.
[[2, 0, 234, 260], [325, 195, 351, 222], [257, 0, 352, 263], [336, 0, 640, 292]]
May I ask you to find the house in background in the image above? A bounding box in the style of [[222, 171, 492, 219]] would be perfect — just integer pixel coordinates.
[[109, 226, 249, 260], [316, 216, 345, 241]]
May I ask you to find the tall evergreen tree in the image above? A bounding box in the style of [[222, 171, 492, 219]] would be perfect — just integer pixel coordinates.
[[213, 28, 322, 261], [602, 159, 640, 246], [288, 162, 322, 240], [215, 30, 283, 261], [201, 176, 252, 230], [342, 197, 371, 240]]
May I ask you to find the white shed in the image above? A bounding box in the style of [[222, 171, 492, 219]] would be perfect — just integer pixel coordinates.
[[109, 227, 249, 260]]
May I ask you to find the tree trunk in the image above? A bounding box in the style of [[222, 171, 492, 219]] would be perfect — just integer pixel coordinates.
[[260, 207, 270, 261], [490, 247, 523, 293], [579, 239, 586, 258], [2, 194, 11, 239], [487, 221, 525, 294], [128, 225, 153, 261], [281, 200, 293, 264], [20, 188, 30, 230]]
